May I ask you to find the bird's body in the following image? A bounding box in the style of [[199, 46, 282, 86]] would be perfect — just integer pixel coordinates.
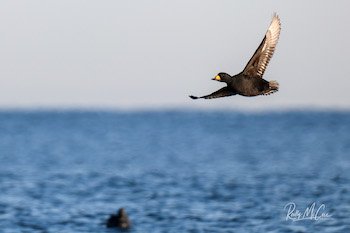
[[223, 73, 277, 97], [235, 75, 268, 97], [190, 14, 281, 100]]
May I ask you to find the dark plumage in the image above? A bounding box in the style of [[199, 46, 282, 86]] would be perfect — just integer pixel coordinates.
[[190, 14, 281, 100], [106, 208, 131, 229]]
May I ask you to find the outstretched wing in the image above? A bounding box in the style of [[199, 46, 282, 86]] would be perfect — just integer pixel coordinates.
[[242, 14, 281, 78], [189, 87, 236, 100]]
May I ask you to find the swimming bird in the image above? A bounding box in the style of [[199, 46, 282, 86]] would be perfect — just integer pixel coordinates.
[[190, 14, 281, 100], [106, 208, 131, 229]]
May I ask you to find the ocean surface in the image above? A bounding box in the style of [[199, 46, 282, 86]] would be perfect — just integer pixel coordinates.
[[0, 110, 349, 233]]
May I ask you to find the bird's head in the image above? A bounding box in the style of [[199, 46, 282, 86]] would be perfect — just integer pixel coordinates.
[[212, 72, 231, 82], [118, 208, 127, 217]]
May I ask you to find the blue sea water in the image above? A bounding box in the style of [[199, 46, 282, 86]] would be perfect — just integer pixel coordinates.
[[0, 110, 349, 233]]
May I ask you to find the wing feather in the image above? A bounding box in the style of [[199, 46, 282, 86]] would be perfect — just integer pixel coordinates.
[[242, 14, 281, 78], [189, 87, 236, 100]]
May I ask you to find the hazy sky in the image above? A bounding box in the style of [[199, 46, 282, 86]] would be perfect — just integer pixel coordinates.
[[0, 1, 349, 110]]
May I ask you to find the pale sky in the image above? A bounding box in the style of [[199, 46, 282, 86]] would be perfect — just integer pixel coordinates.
[[0, 1, 349, 110]]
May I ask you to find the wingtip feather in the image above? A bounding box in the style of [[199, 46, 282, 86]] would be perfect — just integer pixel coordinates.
[[189, 95, 199, 100]]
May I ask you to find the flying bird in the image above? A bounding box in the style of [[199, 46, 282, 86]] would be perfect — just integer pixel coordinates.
[[190, 14, 281, 100]]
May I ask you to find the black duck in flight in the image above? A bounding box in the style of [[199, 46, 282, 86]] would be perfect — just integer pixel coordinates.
[[190, 14, 281, 100]]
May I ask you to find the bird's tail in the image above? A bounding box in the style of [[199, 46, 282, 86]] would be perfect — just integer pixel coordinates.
[[264, 80, 279, 95]]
